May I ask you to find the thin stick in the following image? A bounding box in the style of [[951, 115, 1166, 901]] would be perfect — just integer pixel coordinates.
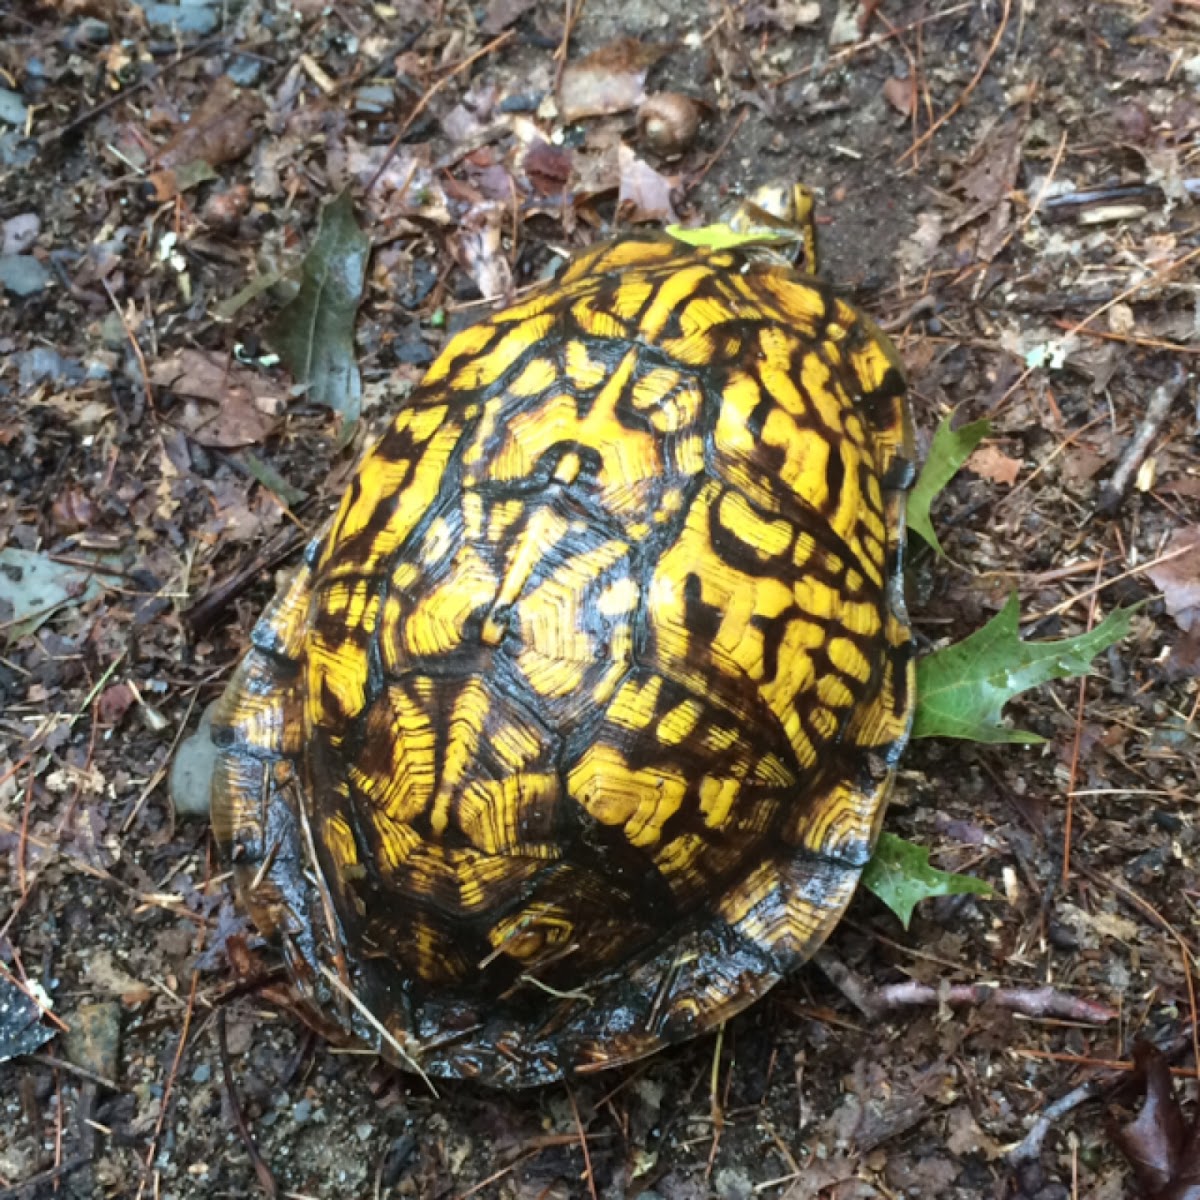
[[218, 1009, 278, 1196], [1061, 556, 1105, 887], [366, 30, 515, 195], [565, 1085, 598, 1200], [45, 38, 222, 141], [1096, 364, 1189, 515]]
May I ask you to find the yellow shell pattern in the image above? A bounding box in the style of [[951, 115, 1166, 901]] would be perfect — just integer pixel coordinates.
[[210, 227, 915, 1087]]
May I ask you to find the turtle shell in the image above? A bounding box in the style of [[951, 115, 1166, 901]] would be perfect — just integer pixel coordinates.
[[210, 226, 916, 1088]]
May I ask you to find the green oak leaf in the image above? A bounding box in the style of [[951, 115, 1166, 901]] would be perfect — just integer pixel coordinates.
[[913, 594, 1137, 743], [907, 414, 990, 555], [665, 222, 792, 251], [266, 190, 370, 444], [862, 832, 991, 929]]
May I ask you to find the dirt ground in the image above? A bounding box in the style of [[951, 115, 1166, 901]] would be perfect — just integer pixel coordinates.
[[2, 0, 1199, 1197]]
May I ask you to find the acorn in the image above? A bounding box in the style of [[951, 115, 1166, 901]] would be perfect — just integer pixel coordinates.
[[636, 92, 703, 159]]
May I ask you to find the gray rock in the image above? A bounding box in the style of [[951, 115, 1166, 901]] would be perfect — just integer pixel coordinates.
[[0, 132, 36, 169], [143, 3, 220, 34], [0, 89, 27, 127], [63, 19, 112, 48], [17, 348, 85, 391], [226, 55, 265, 87], [3, 213, 40, 256], [0, 255, 51, 297], [169, 701, 219, 819], [354, 85, 395, 115]]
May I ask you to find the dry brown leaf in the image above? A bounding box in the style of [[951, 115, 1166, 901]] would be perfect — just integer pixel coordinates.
[[151, 77, 262, 195], [481, 0, 536, 34], [1147, 525, 1200, 633], [882, 76, 916, 117], [616, 144, 678, 223], [743, 0, 821, 31], [450, 203, 513, 301], [523, 140, 572, 197], [966, 443, 1022, 486], [152, 349, 283, 449], [558, 37, 671, 122]]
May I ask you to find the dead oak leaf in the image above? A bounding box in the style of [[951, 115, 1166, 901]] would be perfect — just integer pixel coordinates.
[[152, 349, 283, 448], [1147, 525, 1200, 634], [617, 144, 678, 223], [558, 37, 671, 122], [1111, 1042, 1200, 1200], [882, 76, 916, 117], [148, 76, 262, 201], [966, 443, 1022, 486]]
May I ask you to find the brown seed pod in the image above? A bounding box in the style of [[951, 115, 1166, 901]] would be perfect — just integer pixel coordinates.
[[636, 92, 703, 158]]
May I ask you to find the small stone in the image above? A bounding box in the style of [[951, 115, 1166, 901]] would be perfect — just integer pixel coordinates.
[[143, 3, 220, 34], [393, 338, 434, 367], [16, 348, 85, 391], [0, 89, 27, 127], [62, 19, 112, 48], [2, 214, 39, 256], [192, 1064, 211, 1083], [63, 1001, 121, 1082], [354, 85, 395, 115], [169, 702, 219, 819], [0, 255, 51, 296], [226, 55, 264, 87]]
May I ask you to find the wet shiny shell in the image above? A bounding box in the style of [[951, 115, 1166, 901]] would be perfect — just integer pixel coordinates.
[[210, 231, 916, 1088]]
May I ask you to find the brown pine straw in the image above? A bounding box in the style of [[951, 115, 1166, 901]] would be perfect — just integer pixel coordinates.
[[897, 0, 1013, 165], [1061, 556, 1105, 887], [1015, 1047, 1198, 1080]]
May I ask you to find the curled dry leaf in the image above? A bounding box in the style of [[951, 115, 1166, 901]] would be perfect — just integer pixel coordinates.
[[151, 349, 283, 449], [481, 0, 536, 34], [524, 139, 573, 197], [1111, 1042, 1200, 1200], [616, 143, 679, 223], [1147, 525, 1200, 633], [558, 37, 671, 122], [450, 202, 513, 302]]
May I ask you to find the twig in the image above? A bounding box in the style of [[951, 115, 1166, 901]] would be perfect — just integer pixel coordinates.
[[815, 952, 1116, 1023], [366, 30, 515, 195], [218, 1010, 278, 1197], [684, 106, 749, 192], [1007, 1079, 1103, 1165], [870, 981, 1118, 1023], [1061, 555, 1105, 886], [28, 1053, 119, 1092], [897, 0, 1012, 165], [1052, 319, 1200, 356], [770, 3, 974, 88], [182, 526, 305, 636], [1096, 364, 1190, 516], [44, 38, 223, 142], [565, 1085, 598, 1200], [553, 0, 581, 98], [133, 970, 200, 1200], [0, 1155, 93, 1199]]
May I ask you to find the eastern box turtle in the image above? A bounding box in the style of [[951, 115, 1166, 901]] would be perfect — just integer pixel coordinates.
[[209, 186, 916, 1088]]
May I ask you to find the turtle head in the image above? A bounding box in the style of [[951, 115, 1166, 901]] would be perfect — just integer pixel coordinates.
[[668, 182, 820, 274]]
